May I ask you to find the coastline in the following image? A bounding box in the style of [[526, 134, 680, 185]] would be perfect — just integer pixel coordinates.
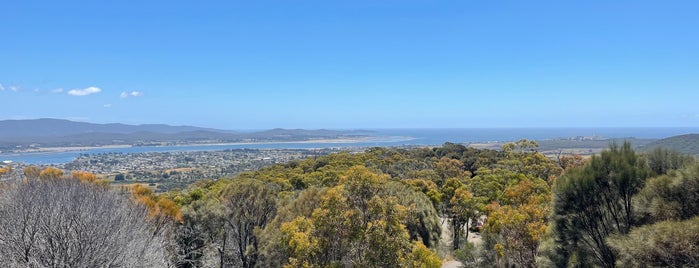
[[3, 136, 414, 155], [6, 144, 134, 154]]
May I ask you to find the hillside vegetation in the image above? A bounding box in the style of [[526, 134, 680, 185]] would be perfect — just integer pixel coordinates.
[[0, 119, 371, 150], [641, 133, 699, 156], [1, 141, 698, 267]]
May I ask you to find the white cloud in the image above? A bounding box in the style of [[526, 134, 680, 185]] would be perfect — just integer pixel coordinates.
[[120, 91, 144, 98], [51, 88, 64, 93], [67, 86, 101, 96], [103, 104, 113, 108], [0, 84, 19, 92]]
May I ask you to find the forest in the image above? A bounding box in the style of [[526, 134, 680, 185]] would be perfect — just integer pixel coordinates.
[[0, 140, 697, 267]]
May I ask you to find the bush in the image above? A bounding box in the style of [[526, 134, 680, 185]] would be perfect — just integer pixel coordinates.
[[0, 178, 167, 267]]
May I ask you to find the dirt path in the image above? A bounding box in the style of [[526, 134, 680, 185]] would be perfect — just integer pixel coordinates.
[[440, 217, 463, 268], [440, 217, 483, 268], [441, 260, 462, 268]]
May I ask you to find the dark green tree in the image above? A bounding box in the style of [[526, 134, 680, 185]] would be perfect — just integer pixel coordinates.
[[177, 178, 276, 268], [644, 147, 695, 175], [219, 179, 277, 268], [550, 142, 651, 267]]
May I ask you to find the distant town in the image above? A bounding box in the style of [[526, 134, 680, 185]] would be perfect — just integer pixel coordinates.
[[1, 148, 351, 191]]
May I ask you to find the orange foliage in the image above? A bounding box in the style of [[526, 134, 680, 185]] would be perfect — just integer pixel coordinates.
[[129, 184, 183, 223], [71, 171, 98, 183], [131, 184, 154, 196], [156, 198, 183, 222], [23, 167, 107, 188], [39, 167, 64, 180], [0, 165, 12, 175]]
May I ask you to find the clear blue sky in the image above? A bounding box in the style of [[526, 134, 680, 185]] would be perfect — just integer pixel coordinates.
[[1, 0, 698, 129]]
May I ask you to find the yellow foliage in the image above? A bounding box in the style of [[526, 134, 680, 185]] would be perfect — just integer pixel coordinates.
[[404, 178, 438, 193], [23, 166, 41, 178], [137, 195, 158, 212], [26, 168, 107, 187], [435, 157, 469, 179], [403, 241, 442, 268], [281, 216, 318, 264], [339, 165, 389, 186], [502, 178, 551, 206], [0, 164, 11, 175], [156, 198, 183, 222], [39, 167, 63, 180], [494, 243, 505, 257], [485, 198, 549, 267], [130, 184, 154, 196], [71, 171, 97, 183]]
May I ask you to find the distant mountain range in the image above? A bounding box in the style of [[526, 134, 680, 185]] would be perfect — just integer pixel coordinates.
[[0, 118, 233, 138], [0, 119, 373, 150]]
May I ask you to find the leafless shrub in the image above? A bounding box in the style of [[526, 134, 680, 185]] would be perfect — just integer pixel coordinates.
[[0, 178, 167, 267]]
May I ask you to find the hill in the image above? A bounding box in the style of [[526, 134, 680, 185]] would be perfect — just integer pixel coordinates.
[[640, 134, 699, 156], [0, 119, 372, 151], [0, 118, 232, 138]]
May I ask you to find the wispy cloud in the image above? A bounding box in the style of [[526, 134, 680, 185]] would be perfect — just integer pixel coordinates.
[[120, 91, 144, 98], [51, 88, 64, 93], [67, 86, 101, 96], [0, 84, 19, 92], [103, 104, 113, 108]]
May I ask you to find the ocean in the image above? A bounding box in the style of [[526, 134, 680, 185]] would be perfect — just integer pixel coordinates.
[[2, 128, 698, 165]]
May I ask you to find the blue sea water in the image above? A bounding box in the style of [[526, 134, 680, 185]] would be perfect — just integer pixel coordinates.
[[374, 128, 699, 144], [2, 128, 698, 165]]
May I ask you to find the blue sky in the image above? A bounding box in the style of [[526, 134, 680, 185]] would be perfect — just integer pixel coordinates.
[[1, 0, 698, 129]]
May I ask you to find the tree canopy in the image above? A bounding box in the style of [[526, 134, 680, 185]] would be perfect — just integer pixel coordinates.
[[3, 141, 696, 267]]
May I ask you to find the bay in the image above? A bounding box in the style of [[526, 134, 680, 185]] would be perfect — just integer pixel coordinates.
[[2, 127, 698, 164]]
